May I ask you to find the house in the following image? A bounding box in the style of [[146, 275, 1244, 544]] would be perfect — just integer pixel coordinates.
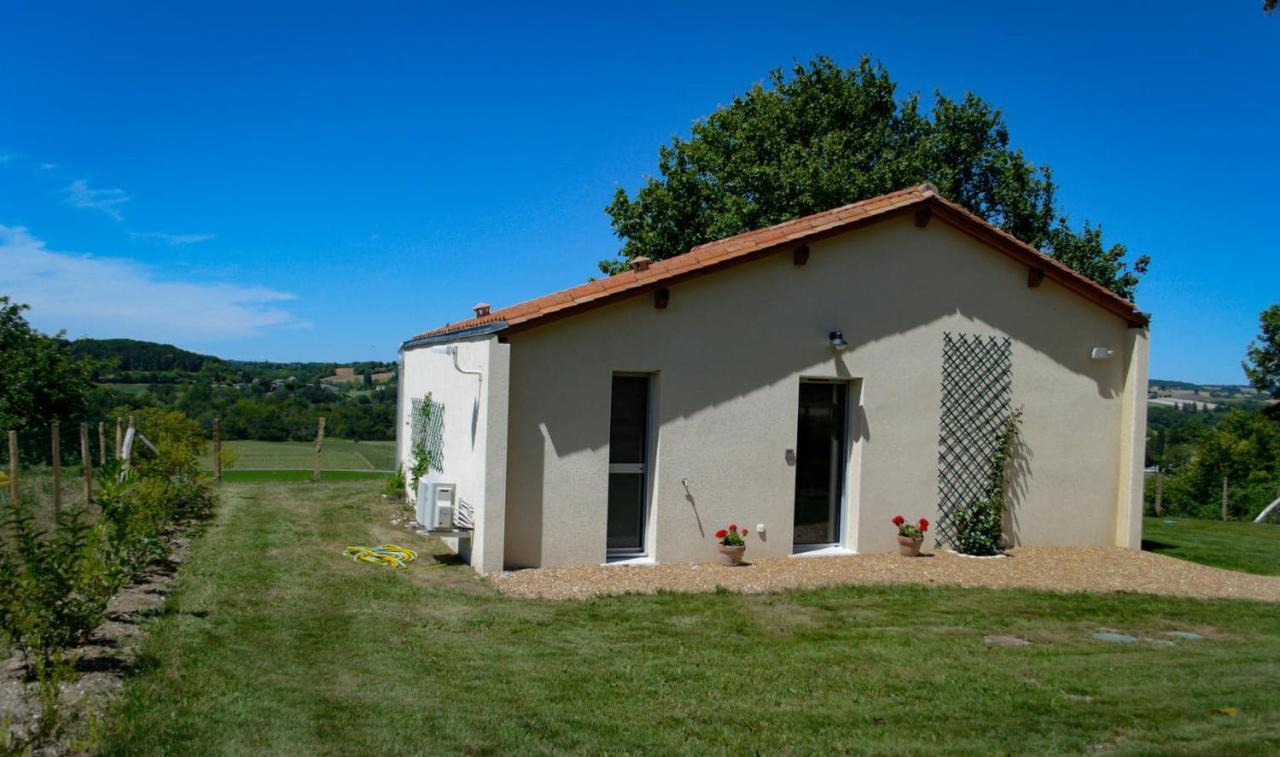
[[396, 184, 1149, 574]]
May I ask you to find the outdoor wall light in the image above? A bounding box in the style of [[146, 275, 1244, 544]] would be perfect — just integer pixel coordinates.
[[829, 330, 848, 352], [1090, 347, 1114, 360]]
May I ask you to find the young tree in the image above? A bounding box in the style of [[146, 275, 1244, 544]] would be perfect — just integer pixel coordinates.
[[0, 297, 101, 457], [1243, 304, 1280, 402], [604, 56, 1149, 300]]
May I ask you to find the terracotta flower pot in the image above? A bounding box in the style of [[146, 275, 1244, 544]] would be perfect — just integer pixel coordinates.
[[718, 544, 746, 566], [897, 535, 924, 557]]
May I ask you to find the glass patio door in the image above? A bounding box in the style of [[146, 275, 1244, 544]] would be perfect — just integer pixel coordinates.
[[607, 374, 651, 555]]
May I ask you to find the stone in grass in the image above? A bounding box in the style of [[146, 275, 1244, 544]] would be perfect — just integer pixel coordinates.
[[1093, 632, 1137, 644], [1167, 631, 1204, 640], [984, 635, 1031, 647]]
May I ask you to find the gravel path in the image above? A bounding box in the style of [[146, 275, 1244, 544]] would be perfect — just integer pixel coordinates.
[[493, 547, 1280, 602]]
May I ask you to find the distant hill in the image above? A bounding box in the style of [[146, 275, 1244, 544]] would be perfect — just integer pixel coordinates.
[[1149, 378, 1270, 412], [67, 338, 394, 385], [69, 338, 223, 373], [1150, 379, 1254, 393]]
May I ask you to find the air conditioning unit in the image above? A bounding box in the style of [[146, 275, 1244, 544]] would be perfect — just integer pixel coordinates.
[[416, 480, 456, 530]]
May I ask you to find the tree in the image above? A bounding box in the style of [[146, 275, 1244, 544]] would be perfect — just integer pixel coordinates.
[[1243, 304, 1280, 401], [1268, 0, 1277, 13], [0, 297, 101, 459], [603, 56, 1149, 300]]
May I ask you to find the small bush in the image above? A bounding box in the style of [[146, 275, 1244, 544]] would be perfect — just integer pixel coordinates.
[[383, 465, 407, 500], [953, 409, 1022, 556], [0, 501, 124, 666]]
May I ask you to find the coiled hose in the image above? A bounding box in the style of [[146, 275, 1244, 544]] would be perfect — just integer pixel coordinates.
[[342, 544, 418, 569]]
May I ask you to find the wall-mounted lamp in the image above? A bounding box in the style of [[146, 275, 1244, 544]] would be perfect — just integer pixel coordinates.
[[1090, 347, 1114, 360], [829, 330, 848, 352]]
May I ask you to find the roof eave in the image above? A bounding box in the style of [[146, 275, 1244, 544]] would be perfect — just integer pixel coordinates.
[[401, 321, 508, 351]]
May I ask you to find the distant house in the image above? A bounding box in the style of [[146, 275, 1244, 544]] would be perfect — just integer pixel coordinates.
[[398, 185, 1149, 574]]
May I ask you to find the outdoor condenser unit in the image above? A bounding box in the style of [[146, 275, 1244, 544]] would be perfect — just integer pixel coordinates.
[[416, 480, 456, 531]]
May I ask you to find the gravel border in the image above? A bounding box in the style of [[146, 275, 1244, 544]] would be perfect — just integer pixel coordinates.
[[493, 546, 1280, 603]]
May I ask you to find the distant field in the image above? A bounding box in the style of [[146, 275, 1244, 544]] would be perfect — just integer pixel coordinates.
[[202, 439, 395, 472], [104, 383, 157, 395], [217, 469, 390, 482]]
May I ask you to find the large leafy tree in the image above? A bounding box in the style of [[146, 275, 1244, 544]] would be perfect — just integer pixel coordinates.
[[0, 296, 101, 459], [603, 57, 1149, 300], [1244, 304, 1280, 402]]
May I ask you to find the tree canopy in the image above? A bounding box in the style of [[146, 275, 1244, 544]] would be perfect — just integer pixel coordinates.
[[603, 56, 1149, 301], [1244, 304, 1280, 402], [0, 296, 102, 456]]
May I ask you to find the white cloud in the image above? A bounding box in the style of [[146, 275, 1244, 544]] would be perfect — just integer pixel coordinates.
[[65, 179, 131, 221], [131, 231, 216, 245], [39, 163, 56, 171], [0, 152, 17, 164], [0, 225, 308, 341]]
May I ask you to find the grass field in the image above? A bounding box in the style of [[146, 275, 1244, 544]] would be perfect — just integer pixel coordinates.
[[1143, 517, 1280, 576], [103, 480, 1280, 754], [201, 439, 396, 472]]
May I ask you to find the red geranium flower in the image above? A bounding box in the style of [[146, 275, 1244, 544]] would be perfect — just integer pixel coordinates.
[[741, 529, 749, 536], [729, 524, 738, 532], [715, 529, 727, 539], [919, 518, 929, 532], [891, 515, 905, 526]]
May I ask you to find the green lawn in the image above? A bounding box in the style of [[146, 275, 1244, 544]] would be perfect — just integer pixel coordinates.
[[1143, 516, 1280, 576], [102, 480, 1280, 754], [201, 439, 395, 472]]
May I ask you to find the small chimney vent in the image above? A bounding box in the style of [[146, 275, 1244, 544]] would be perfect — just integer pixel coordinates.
[[473, 302, 491, 317], [629, 256, 652, 272]]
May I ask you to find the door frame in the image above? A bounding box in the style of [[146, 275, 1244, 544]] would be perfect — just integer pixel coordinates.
[[792, 377, 861, 555], [606, 371, 658, 560]]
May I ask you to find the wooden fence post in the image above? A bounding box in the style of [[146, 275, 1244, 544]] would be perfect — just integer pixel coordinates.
[[313, 417, 326, 482], [213, 418, 222, 483], [51, 422, 62, 521], [98, 422, 107, 467], [1221, 476, 1230, 521], [1153, 472, 1163, 517], [115, 417, 123, 459], [81, 422, 92, 504], [6, 430, 17, 502]]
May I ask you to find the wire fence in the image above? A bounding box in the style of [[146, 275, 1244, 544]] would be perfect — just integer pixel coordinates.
[[2, 418, 124, 529]]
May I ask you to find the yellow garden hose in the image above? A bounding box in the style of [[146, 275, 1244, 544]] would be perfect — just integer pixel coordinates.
[[342, 544, 418, 569]]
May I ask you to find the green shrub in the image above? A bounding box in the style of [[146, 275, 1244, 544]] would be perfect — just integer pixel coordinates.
[[953, 409, 1022, 556], [0, 501, 124, 666], [383, 465, 407, 500]]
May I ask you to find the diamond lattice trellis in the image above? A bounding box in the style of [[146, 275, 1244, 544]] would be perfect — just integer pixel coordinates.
[[409, 395, 445, 473], [936, 332, 1013, 547]]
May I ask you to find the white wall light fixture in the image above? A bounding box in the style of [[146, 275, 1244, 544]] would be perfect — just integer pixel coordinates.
[[1090, 347, 1114, 360]]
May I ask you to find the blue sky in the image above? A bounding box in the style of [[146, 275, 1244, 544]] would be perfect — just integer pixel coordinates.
[[0, 1, 1275, 382]]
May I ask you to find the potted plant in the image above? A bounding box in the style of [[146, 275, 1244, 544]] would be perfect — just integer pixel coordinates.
[[715, 524, 750, 566], [892, 515, 929, 557]]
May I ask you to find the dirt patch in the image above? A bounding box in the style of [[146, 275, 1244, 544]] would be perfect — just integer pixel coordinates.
[[493, 547, 1280, 603], [0, 531, 196, 753]]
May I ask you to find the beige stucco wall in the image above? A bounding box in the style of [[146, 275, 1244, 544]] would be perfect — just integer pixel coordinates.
[[501, 215, 1146, 568], [398, 337, 509, 573]]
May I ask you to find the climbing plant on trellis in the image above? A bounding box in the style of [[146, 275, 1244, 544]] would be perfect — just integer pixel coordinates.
[[936, 332, 1013, 547], [410, 395, 445, 475]]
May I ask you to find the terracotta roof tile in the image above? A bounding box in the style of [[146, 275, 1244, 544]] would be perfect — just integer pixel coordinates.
[[409, 183, 1145, 341]]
